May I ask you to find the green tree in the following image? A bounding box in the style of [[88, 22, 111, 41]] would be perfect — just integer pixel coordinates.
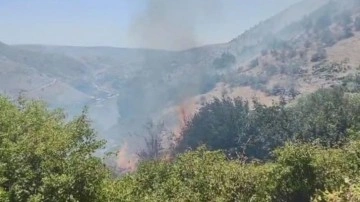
[[289, 87, 356, 146], [0, 96, 109, 201], [177, 96, 292, 160], [177, 97, 251, 157], [177, 87, 360, 160]]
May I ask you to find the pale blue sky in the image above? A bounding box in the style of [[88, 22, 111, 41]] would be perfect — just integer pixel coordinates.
[[0, 0, 301, 49]]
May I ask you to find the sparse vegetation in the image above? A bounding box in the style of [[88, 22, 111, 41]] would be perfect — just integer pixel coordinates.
[[227, 73, 269, 92], [266, 84, 300, 98], [280, 62, 303, 76], [311, 48, 327, 62], [340, 26, 354, 40], [136, 121, 167, 161], [313, 60, 351, 75], [212, 52, 236, 69]]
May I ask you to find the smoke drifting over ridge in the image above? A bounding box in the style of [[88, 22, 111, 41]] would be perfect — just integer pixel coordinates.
[[128, 0, 223, 50]]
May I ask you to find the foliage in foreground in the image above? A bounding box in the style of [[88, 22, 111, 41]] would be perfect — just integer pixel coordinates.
[[3, 86, 360, 201], [102, 142, 360, 202], [0, 96, 109, 201]]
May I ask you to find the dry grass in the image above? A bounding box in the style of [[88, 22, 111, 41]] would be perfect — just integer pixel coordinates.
[[327, 32, 360, 67]]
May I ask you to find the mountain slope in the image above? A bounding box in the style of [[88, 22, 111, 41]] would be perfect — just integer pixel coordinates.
[[2, 0, 359, 156]]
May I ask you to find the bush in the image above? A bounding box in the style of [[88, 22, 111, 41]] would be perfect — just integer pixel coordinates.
[[103, 140, 360, 201], [213, 52, 236, 69], [0, 96, 109, 201], [102, 147, 273, 201], [227, 74, 267, 90], [340, 26, 354, 39], [268, 144, 320, 202], [280, 62, 302, 76], [311, 49, 327, 62], [269, 84, 285, 96]]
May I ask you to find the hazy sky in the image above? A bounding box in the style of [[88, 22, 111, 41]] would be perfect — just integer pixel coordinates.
[[0, 0, 301, 49]]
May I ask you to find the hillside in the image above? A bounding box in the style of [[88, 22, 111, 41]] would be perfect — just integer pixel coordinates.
[[2, 0, 360, 158], [222, 0, 360, 98], [159, 0, 360, 132]]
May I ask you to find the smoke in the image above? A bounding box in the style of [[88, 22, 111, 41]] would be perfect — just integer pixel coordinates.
[[115, 1, 226, 172], [128, 0, 223, 50]]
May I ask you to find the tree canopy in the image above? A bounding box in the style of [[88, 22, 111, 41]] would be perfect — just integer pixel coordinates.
[[177, 87, 360, 160], [0, 96, 109, 201]]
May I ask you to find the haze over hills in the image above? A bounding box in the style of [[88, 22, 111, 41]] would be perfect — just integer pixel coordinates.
[[2, 0, 360, 159]]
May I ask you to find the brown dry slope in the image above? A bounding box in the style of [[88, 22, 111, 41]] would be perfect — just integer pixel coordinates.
[[327, 32, 360, 67]]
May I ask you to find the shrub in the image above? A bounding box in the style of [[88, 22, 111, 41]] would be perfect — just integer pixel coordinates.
[[0, 96, 109, 201], [103, 140, 360, 201], [102, 147, 274, 201], [280, 62, 302, 76], [311, 49, 327, 62], [340, 26, 354, 39], [213, 52, 236, 69]]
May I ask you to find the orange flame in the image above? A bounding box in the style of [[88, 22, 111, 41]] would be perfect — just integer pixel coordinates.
[[116, 142, 138, 173], [174, 99, 198, 142]]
